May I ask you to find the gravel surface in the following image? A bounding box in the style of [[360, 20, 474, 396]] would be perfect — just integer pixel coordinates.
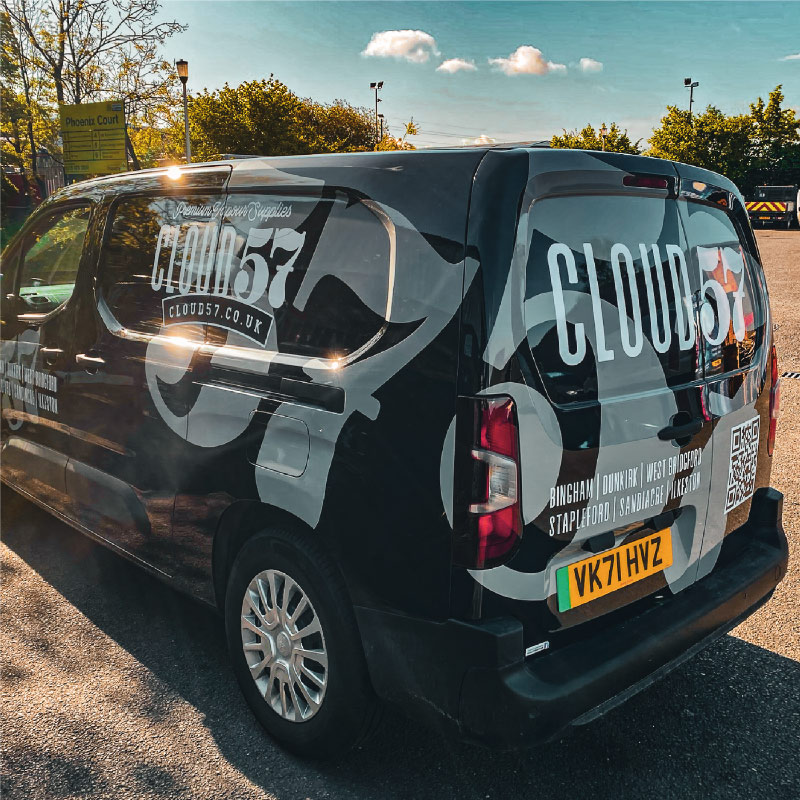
[[2, 230, 799, 800]]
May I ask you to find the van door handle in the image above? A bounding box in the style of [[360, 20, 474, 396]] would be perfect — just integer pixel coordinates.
[[657, 418, 703, 442], [75, 351, 105, 373], [40, 347, 63, 365]]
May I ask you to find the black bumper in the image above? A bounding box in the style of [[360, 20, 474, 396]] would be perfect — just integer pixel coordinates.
[[355, 487, 789, 748]]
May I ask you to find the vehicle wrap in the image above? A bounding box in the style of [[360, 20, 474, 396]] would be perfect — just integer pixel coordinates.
[[0, 148, 777, 641]]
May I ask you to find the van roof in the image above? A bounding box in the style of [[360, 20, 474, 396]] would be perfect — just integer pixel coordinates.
[[55, 145, 739, 201]]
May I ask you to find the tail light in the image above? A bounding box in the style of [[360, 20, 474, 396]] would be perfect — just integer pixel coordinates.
[[623, 174, 670, 190], [768, 345, 780, 456], [453, 396, 523, 569]]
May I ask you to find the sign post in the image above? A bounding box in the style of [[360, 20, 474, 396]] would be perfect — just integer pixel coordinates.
[[59, 101, 128, 178]]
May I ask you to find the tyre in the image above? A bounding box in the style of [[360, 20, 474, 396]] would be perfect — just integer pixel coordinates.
[[224, 526, 381, 758]]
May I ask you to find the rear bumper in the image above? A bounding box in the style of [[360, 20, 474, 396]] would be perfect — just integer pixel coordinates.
[[749, 213, 792, 223], [355, 487, 788, 748]]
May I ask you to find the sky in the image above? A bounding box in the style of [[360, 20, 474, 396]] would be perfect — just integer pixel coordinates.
[[159, 1, 800, 148]]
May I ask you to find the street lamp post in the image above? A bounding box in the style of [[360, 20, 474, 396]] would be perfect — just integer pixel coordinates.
[[370, 81, 383, 146], [378, 113, 385, 141], [176, 59, 191, 164], [599, 123, 608, 151], [684, 77, 699, 118]]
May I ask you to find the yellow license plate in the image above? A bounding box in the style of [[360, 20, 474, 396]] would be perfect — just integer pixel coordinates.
[[759, 216, 771, 220], [556, 530, 673, 612]]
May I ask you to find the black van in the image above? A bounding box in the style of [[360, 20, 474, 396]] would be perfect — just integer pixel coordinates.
[[0, 147, 788, 757]]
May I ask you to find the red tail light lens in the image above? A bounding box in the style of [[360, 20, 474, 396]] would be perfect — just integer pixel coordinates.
[[623, 174, 669, 190], [768, 345, 780, 456], [454, 397, 523, 569]]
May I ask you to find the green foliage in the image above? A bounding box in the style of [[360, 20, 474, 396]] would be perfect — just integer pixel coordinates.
[[648, 105, 754, 187], [551, 122, 641, 154], [648, 86, 800, 194], [747, 86, 800, 189], [297, 98, 375, 153], [189, 78, 306, 161], [403, 119, 420, 138], [375, 134, 415, 151], [188, 78, 382, 159]]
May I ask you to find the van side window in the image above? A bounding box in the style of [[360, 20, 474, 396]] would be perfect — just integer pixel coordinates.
[[98, 195, 224, 340], [204, 192, 391, 358], [16, 204, 91, 316]]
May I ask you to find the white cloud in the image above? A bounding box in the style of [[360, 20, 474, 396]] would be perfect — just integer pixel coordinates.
[[781, 53, 800, 60], [437, 58, 477, 74], [489, 45, 566, 76], [462, 134, 497, 145], [362, 30, 439, 63], [579, 57, 603, 73]]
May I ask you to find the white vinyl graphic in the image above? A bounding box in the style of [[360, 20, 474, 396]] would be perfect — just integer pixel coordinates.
[[0, 329, 60, 429], [725, 417, 760, 513], [548, 241, 749, 365], [151, 220, 304, 347]]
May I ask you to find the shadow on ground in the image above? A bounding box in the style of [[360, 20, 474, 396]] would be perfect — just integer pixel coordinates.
[[2, 487, 799, 800]]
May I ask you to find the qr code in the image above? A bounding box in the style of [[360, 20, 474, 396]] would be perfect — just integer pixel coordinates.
[[725, 417, 760, 513]]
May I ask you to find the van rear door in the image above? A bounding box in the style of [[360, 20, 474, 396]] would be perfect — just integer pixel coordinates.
[[466, 150, 718, 631]]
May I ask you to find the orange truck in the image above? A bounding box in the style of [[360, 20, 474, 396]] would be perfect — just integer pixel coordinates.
[[746, 185, 799, 228]]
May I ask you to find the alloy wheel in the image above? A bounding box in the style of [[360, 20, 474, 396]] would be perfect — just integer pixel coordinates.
[[240, 569, 328, 722]]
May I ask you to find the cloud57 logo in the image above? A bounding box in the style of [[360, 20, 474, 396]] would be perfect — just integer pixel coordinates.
[[152, 222, 306, 347]]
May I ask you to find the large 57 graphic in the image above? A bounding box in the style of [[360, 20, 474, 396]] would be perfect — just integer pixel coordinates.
[[151, 223, 307, 310], [697, 244, 747, 346]]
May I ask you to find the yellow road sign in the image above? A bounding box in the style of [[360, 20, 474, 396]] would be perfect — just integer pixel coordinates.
[[60, 101, 127, 176]]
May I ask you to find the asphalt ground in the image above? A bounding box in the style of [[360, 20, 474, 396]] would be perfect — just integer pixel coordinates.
[[2, 229, 799, 800]]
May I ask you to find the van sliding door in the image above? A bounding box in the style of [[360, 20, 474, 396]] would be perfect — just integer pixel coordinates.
[[67, 166, 231, 572]]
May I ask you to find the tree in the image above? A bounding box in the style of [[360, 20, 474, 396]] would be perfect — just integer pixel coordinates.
[[747, 86, 800, 190], [647, 87, 800, 194], [551, 122, 641, 154], [189, 78, 308, 161], [1, 8, 57, 180], [2, 0, 185, 168], [647, 105, 753, 188], [296, 99, 375, 153], [188, 77, 392, 159], [3, 0, 185, 105]]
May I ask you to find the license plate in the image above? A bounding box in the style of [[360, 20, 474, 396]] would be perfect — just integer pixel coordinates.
[[759, 216, 770, 220], [556, 529, 673, 612]]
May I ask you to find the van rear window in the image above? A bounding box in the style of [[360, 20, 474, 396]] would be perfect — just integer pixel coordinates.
[[525, 194, 764, 405]]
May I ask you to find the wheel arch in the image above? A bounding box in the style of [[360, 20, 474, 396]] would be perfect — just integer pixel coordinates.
[[211, 499, 321, 611]]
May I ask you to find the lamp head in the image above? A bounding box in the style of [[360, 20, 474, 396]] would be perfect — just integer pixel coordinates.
[[176, 59, 188, 83]]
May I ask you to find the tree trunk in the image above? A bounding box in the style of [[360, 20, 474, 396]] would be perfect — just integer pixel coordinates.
[[54, 66, 65, 104], [125, 129, 141, 170], [27, 117, 37, 177]]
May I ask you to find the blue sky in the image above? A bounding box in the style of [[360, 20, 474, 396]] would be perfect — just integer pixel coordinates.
[[160, 1, 800, 148]]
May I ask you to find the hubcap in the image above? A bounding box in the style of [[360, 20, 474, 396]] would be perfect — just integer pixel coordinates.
[[240, 569, 328, 722]]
